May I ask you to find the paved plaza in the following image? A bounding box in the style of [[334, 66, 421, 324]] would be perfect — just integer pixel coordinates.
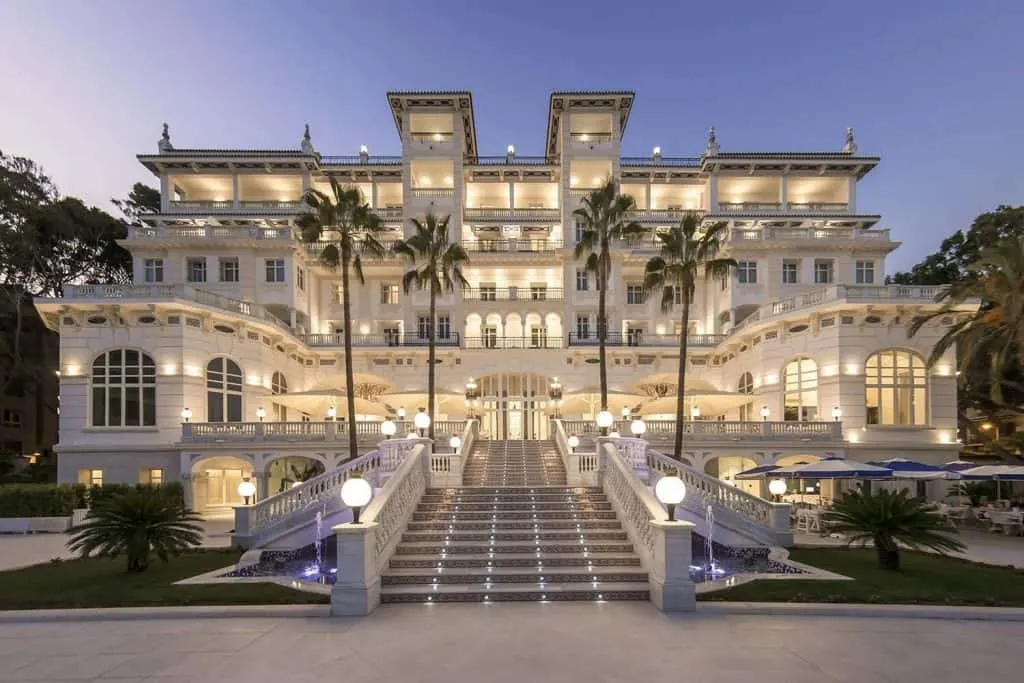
[[0, 603, 1021, 682]]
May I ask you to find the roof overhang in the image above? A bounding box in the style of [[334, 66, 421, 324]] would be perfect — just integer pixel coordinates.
[[386, 90, 477, 161], [545, 91, 635, 159], [702, 153, 880, 179], [138, 151, 317, 175]]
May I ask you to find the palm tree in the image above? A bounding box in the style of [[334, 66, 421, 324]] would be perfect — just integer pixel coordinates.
[[298, 178, 388, 461], [643, 215, 735, 460], [393, 213, 469, 440], [909, 236, 1024, 407], [824, 489, 965, 571], [66, 487, 203, 572], [573, 179, 644, 414]]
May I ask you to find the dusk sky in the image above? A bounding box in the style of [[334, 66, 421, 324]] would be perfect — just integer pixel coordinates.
[[1, 0, 1021, 272]]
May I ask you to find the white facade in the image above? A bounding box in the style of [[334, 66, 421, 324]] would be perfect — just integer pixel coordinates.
[[36, 91, 974, 512]]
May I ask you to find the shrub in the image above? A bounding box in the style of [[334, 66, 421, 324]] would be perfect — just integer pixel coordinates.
[[0, 484, 84, 518]]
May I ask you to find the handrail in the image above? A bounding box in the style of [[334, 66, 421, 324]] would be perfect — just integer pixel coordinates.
[[300, 333, 461, 348], [567, 332, 726, 348], [461, 239, 564, 253], [552, 419, 600, 486], [462, 287, 565, 302], [363, 440, 431, 574], [599, 440, 659, 568], [462, 336, 565, 350]]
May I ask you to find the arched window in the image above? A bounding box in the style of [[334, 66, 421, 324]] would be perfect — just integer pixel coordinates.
[[866, 349, 927, 425], [271, 371, 288, 421], [783, 357, 818, 421], [207, 358, 243, 422], [91, 349, 156, 427], [737, 372, 754, 421]]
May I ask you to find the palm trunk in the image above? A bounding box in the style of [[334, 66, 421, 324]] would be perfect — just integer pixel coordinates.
[[597, 245, 609, 424], [674, 291, 691, 461], [428, 285, 436, 441], [341, 250, 359, 462], [875, 535, 900, 570]]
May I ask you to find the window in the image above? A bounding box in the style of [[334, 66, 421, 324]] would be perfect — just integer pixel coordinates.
[[219, 257, 239, 283], [334, 284, 346, 304], [783, 357, 818, 421], [626, 327, 644, 347], [575, 269, 589, 291], [380, 283, 399, 304], [383, 327, 401, 346], [530, 327, 548, 348], [814, 259, 834, 284], [575, 315, 590, 340], [626, 284, 645, 305], [737, 261, 758, 284], [271, 371, 288, 421], [91, 350, 156, 427], [866, 349, 927, 425], [530, 284, 547, 301], [78, 469, 103, 486], [437, 315, 451, 340], [417, 316, 431, 340], [482, 326, 498, 349], [2, 409, 21, 427], [140, 468, 164, 485], [265, 259, 286, 283], [480, 284, 497, 302], [206, 357, 243, 423], [782, 260, 799, 284], [575, 219, 586, 243], [737, 372, 754, 421], [143, 258, 163, 283], [297, 268, 306, 291], [856, 260, 875, 284], [186, 258, 206, 283]]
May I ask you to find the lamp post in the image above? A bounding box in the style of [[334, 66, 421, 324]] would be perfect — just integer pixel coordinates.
[[340, 473, 373, 524], [380, 419, 396, 439], [655, 471, 686, 521], [256, 406, 266, 422], [630, 417, 647, 437], [414, 409, 430, 437], [237, 478, 256, 505], [449, 434, 462, 454], [397, 407, 406, 420], [760, 405, 770, 422], [596, 410, 614, 436], [327, 405, 337, 422], [831, 405, 842, 422], [768, 478, 787, 503], [690, 405, 700, 421], [567, 435, 580, 454], [181, 407, 192, 423]]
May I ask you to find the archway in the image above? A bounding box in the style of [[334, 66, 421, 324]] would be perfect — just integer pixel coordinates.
[[704, 455, 758, 495], [476, 372, 553, 440], [265, 455, 327, 494], [190, 455, 254, 517]]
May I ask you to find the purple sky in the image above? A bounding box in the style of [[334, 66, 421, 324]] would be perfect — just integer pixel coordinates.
[[1, 0, 1022, 272]]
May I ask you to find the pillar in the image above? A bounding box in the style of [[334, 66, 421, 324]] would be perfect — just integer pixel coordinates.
[[649, 520, 697, 612], [847, 177, 857, 212], [707, 176, 718, 211], [160, 174, 170, 211], [779, 175, 788, 210], [232, 174, 240, 208], [371, 181, 378, 209], [330, 521, 381, 616]]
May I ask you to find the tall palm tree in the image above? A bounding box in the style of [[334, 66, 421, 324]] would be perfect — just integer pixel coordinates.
[[643, 215, 735, 460], [297, 177, 387, 461], [393, 213, 469, 440], [909, 236, 1024, 406], [573, 179, 644, 415]]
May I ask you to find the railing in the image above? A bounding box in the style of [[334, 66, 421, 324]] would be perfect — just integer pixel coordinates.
[[471, 156, 553, 166], [567, 332, 727, 348], [463, 208, 560, 222], [625, 208, 705, 224], [569, 132, 614, 143], [238, 200, 303, 210], [786, 202, 850, 213], [129, 226, 294, 241], [599, 440, 658, 566], [182, 420, 393, 443], [620, 157, 701, 167], [559, 419, 842, 442], [303, 240, 399, 260], [463, 336, 566, 350], [166, 200, 302, 211], [409, 132, 455, 143], [300, 333, 460, 348], [731, 227, 889, 242], [553, 419, 600, 486], [716, 202, 783, 212], [461, 239, 563, 253], [462, 287, 564, 302], [317, 155, 403, 165], [363, 440, 431, 575], [428, 419, 477, 486], [375, 207, 404, 220], [411, 188, 455, 199], [167, 200, 233, 210]]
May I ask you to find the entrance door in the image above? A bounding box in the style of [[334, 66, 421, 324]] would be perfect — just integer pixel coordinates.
[[507, 400, 524, 439]]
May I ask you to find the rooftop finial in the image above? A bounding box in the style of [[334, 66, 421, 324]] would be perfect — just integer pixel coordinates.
[[301, 123, 315, 154], [704, 125, 719, 156], [158, 122, 173, 153], [842, 127, 858, 154]]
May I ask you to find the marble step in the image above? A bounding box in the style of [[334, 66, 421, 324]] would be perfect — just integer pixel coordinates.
[[436, 487, 600, 493], [380, 582, 649, 603], [406, 519, 623, 532], [414, 501, 613, 512], [394, 540, 635, 554], [389, 552, 642, 569], [411, 510, 618, 521], [402, 530, 628, 543], [382, 567, 648, 585]]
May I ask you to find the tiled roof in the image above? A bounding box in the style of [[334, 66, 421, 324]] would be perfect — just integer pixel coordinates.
[[151, 149, 310, 156], [549, 90, 636, 97], [710, 152, 880, 161], [386, 90, 472, 97]]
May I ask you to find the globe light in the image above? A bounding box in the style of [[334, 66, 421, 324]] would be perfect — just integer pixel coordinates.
[[567, 435, 580, 453], [397, 407, 406, 419], [380, 419, 396, 439], [608, 430, 621, 438], [596, 410, 614, 435], [181, 407, 192, 423], [831, 405, 842, 422], [630, 418, 647, 436], [621, 407, 630, 418], [655, 473, 686, 521], [291, 481, 302, 489], [760, 405, 770, 421], [255, 405, 266, 422], [449, 435, 462, 453], [327, 405, 337, 421], [768, 478, 787, 499], [237, 478, 257, 505], [690, 405, 700, 419], [340, 474, 373, 524], [414, 409, 431, 436], [406, 432, 418, 440]]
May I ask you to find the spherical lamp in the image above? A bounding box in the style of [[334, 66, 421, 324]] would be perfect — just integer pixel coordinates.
[[630, 418, 647, 436], [255, 405, 266, 422], [237, 478, 257, 505], [449, 434, 462, 453], [181, 407, 192, 423], [567, 435, 580, 453], [380, 419, 396, 439], [621, 407, 630, 419], [340, 473, 373, 524], [414, 409, 431, 436], [596, 410, 614, 435], [760, 405, 770, 422], [831, 406, 842, 422], [327, 405, 337, 421], [608, 430, 621, 439], [397, 407, 406, 420], [768, 478, 787, 501], [655, 472, 686, 521]]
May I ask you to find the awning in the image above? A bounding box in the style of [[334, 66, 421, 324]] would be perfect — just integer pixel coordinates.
[[734, 464, 782, 480], [869, 458, 959, 480]]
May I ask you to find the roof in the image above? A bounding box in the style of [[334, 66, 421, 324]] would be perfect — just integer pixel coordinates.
[[385, 90, 478, 161], [545, 91, 635, 158]]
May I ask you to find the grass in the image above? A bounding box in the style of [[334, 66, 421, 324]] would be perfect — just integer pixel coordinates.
[[0, 549, 328, 611], [699, 548, 1024, 606]]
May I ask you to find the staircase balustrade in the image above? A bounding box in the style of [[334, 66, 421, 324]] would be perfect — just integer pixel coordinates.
[[552, 419, 599, 486]]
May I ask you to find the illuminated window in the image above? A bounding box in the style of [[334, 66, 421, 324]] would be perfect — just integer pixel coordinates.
[[91, 350, 156, 427], [783, 357, 818, 421], [78, 469, 103, 486], [866, 349, 927, 425], [271, 371, 288, 421], [206, 358, 243, 422], [139, 468, 163, 485]]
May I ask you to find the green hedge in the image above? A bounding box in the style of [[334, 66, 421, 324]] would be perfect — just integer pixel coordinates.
[[0, 482, 186, 518]]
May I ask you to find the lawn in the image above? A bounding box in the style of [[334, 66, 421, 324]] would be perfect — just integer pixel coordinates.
[[0, 549, 328, 611], [699, 548, 1024, 606]]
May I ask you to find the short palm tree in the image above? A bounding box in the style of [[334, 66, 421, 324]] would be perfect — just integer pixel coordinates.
[[909, 236, 1024, 407], [298, 178, 388, 460], [643, 215, 735, 460], [393, 214, 469, 439], [574, 179, 644, 414], [824, 489, 965, 571], [66, 487, 203, 572]]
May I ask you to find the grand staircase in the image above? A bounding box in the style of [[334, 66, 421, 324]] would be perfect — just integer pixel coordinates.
[[380, 440, 650, 603]]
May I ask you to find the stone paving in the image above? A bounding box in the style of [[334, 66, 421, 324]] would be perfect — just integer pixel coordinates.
[[0, 603, 1021, 682]]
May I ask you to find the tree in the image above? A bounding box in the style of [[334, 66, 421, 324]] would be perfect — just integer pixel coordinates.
[[824, 489, 965, 571], [66, 487, 203, 573], [111, 182, 161, 227], [573, 179, 644, 415], [393, 214, 469, 439], [643, 215, 735, 460], [297, 178, 387, 461]]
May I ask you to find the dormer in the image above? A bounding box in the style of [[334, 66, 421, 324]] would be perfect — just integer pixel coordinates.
[[387, 91, 478, 161], [545, 91, 634, 160]]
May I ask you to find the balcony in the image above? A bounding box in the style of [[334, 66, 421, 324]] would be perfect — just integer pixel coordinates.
[[620, 157, 701, 168], [786, 202, 850, 213], [317, 155, 403, 166], [128, 226, 293, 241], [165, 200, 303, 213], [471, 156, 553, 166], [625, 208, 695, 224], [303, 240, 399, 260], [463, 336, 566, 350], [559, 419, 844, 443], [717, 202, 782, 213], [408, 132, 455, 143], [411, 188, 455, 199], [300, 333, 461, 348], [461, 239, 563, 254], [730, 227, 891, 243], [463, 287, 564, 302], [463, 208, 560, 223], [180, 419, 467, 443], [566, 332, 727, 348], [569, 132, 614, 144]]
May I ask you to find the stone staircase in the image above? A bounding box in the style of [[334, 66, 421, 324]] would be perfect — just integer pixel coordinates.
[[380, 440, 649, 603]]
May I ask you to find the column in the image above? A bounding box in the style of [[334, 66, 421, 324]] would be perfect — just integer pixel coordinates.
[[779, 175, 788, 211], [253, 471, 270, 501], [707, 176, 718, 211], [330, 521, 381, 616], [847, 177, 857, 212], [160, 174, 170, 211], [649, 519, 697, 612], [371, 181, 378, 209], [508, 181, 515, 215], [232, 174, 240, 208]]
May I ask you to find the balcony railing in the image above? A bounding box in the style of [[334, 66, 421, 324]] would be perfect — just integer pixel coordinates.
[[566, 332, 727, 348], [165, 200, 302, 212], [181, 419, 467, 443], [620, 156, 701, 167], [717, 202, 783, 212], [559, 419, 844, 442], [730, 227, 891, 242], [300, 333, 461, 348], [409, 132, 455, 143], [569, 132, 614, 143], [786, 202, 850, 213], [375, 207, 404, 220], [625, 208, 699, 224], [317, 155, 403, 165], [129, 226, 293, 241], [463, 336, 566, 350], [462, 287, 564, 302], [464, 208, 560, 222], [461, 239, 563, 253], [411, 188, 455, 199], [303, 240, 399, 260], [471, 156, 554, 166]]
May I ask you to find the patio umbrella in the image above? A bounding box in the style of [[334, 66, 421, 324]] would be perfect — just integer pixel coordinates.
[[959, 465, 1024, 501], [557, 387, 646, 417], [943, 460, 980, 473], [782, 457, 892, 479], [272, 390, 389, 419], [869, 458, 959, 480], [734, 464, 781, 480], [641, 391, 755, 417], [381, 389, 465, 417]]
